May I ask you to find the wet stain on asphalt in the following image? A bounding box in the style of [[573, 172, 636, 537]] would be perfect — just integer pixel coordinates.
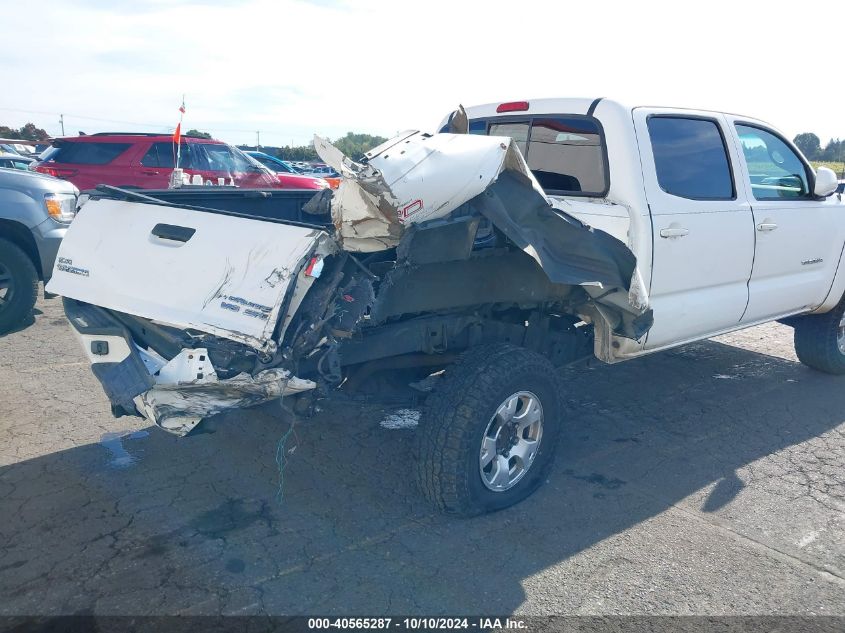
[[99, 429, 150, 468], [190, 499, 275, 538], [564, 470, 627, 490]]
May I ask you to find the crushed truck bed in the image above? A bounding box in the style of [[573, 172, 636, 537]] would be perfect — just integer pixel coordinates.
[[48, 127, 652, 435]]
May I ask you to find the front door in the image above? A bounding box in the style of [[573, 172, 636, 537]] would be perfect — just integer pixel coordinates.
[[633, 110, 756, 350], [727, 120, 844, 322]]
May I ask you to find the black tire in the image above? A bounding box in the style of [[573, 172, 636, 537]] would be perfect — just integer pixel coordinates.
[[794, 299, 845, 375], [415, 344, 563, 516], [0, 238, 39, 334]]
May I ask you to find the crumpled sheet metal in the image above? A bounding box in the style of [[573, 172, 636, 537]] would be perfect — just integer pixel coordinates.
[[134, 368, 315, 436], [314, 130, 650, 317], [313, 131, 542, 252]]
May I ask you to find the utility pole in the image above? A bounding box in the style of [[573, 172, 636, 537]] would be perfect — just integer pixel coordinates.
[[59, 114, 65, 136], [256, 130, 260, 149]]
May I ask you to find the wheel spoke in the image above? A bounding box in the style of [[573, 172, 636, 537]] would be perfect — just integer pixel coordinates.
[[497, 395, 518, 423], [480, 436, 497, 468], [509, 438, 538, 465], [515, 400, 542, 431], [489, 455, 511, 488]]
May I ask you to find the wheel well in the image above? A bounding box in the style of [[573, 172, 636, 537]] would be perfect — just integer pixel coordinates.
[[0, 219, 42, 279], [333, 309, 594, 371]]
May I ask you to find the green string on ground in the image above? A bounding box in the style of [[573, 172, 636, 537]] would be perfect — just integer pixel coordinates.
[[275, 423, 295, 504]]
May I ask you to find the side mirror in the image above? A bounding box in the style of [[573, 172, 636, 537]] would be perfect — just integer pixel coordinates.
[[813, 166, 838, 197]]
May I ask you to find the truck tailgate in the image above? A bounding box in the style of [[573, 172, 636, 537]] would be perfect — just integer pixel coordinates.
[[47, 197, 328, 351]]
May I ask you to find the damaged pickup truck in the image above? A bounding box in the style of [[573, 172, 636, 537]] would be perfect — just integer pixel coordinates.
[[48, 98, 845, 516]]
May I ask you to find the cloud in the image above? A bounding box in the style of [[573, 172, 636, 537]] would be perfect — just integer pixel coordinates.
[[1, 0, 841, 148]]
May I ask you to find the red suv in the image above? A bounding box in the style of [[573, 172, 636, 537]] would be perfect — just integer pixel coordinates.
[[32, 133, 329, 191]]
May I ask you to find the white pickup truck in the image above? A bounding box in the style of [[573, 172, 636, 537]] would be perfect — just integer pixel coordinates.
[[48, 98, 844, 516]]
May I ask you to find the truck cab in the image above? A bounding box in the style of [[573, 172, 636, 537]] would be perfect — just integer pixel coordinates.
[[451, 98, 845, 359]]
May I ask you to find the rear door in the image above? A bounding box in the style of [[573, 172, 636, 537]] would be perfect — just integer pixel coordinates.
[[725, 120, 845, 321], [46, 197, 328, 350], [633, 109, 755, 349]]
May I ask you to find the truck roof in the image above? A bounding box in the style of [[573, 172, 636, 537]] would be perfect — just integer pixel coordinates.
[[459, 98, 773, 128]]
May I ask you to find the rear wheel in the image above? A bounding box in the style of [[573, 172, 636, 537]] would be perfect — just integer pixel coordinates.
[[0, 238, 39, 334], [794, 299, 845, 375], [415, 344, 562, 516]]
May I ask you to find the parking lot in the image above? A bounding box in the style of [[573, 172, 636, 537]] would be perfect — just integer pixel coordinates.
[[1, 294, 843, 616]]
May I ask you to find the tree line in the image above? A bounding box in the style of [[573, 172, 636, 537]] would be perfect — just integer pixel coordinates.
[[0, 123, 50, 141], [239, 132, 388, 162], [793, 133, 844, 162], [0, 123, 386, 162]]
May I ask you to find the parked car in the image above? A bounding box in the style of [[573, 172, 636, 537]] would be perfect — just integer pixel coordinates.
[[48, 98, 844, 516], [31, 133, 328, 191], [0, 168, 77, 333], [0, 153, 34, 170], [247, 151, 340, 189], [0, 142, 37, 156], [245, 151, 301, 174]]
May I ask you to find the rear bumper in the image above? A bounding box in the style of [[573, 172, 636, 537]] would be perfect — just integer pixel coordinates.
[[63, 298, 155, 415], [63, 298, 316, 436]]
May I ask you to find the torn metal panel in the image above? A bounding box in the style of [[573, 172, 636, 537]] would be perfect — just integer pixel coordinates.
[[135, 367, 315, 436], [314, 130, 651, 326], [313, 131, 542, 252]]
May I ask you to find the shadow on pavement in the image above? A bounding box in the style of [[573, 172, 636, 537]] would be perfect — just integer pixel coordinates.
[[1, 338, 843, 615]]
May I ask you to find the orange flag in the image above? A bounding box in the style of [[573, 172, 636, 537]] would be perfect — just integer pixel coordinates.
[[173, 122, 182, 146]]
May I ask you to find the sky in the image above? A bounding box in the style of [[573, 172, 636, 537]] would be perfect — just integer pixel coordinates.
[[1, 0, 842, 148]]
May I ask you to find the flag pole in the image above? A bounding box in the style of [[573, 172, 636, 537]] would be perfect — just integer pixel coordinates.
[[175, 94, 185, 169]]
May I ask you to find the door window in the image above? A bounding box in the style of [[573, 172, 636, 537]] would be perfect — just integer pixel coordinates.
[[140, 142, 198, 169], [201, 145, 237, 173], [734, 124, 810, 200], [647, 116, 734, 200]]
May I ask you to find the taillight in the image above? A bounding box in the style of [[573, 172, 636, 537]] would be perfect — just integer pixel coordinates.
[[35, 165, 78, 179], [496, 101, 530, 113], [304, 256, 324, 278]]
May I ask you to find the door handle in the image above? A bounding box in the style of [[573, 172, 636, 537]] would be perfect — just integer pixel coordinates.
[[757, 222, 778, 232], [659, 227, 689, 238], [151, 223, 196, 243], [142, 169, 160, 175]]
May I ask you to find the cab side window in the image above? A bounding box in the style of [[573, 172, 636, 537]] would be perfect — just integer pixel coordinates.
[[647, 116, 735, 200], [734, 124, 810, 200]]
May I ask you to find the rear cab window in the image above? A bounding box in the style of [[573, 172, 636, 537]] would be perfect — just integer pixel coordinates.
[[646, 116, 735, 200], [41, 142, 131, 165], [445, 115, 609, 196]]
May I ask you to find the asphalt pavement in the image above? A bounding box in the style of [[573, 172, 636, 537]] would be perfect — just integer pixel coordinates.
[[0, 295, 843, 616]]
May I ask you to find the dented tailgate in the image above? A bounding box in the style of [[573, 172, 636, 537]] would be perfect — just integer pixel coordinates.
[[47, 197, 329, 351]]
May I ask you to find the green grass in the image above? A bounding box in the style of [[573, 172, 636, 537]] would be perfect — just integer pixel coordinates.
[[810, 161, 844, 177]]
